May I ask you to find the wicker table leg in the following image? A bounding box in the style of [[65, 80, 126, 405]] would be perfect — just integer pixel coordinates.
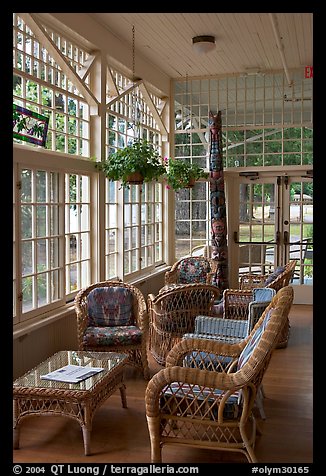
[[13, 427, 20, 450], [82, 425, 91, 456], [13, 400, 20, 449], [119, 382, 128, 408]]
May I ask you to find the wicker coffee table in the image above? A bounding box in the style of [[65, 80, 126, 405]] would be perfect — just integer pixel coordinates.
[[13, 350, 128, 455]]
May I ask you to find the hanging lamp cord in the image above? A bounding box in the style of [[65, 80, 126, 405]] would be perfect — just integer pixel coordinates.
[[132, 25, 135, 84], [131, 25, 140, 139]]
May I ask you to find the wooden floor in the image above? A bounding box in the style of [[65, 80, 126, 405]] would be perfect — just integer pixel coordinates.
[[12, 304, 313, 464]]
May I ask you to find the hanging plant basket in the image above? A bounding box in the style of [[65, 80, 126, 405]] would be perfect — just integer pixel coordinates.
[[92, 139, 165, 189], [126, 172, 144, 184], [164, 158, 208, 191], [185, 178, 196, 188]]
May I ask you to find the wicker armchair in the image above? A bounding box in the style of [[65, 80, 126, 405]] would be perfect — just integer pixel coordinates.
[[145, 286, 294, 463], [183, 288, 276, 419], [74, 280, 149, 379], [164, 256, 217, 285], [212, 261, 297, 348], [148, 283, 221, 366]]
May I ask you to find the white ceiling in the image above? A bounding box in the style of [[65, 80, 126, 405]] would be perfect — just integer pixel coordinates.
[[88, 12, 313, 79]]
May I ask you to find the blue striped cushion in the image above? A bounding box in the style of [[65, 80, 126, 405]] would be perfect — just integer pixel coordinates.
[[237, 309, 272, 370], [161, 382, 240, 419]]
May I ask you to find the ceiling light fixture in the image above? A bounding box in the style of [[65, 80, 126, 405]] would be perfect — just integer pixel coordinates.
[[192, 35, 216, 54]]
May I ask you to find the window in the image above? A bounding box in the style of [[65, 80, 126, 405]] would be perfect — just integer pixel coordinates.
[[106, 80, 164, 277], [17, 167, 63, 321], [65, 174, 91, 296], [14, 166, 93, 324], [13, 13, 90, 156], [13, 14, 166, 326], [173, 72, 313, 258]]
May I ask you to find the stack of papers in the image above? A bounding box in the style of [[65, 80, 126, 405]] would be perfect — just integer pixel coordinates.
[[41, 364, 104, 383]]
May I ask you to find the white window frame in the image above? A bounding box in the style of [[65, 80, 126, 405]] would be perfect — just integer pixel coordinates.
[[13, 14, 169, 328]]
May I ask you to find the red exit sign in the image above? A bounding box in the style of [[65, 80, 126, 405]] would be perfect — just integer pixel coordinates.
[[305, 66, 313, 78]]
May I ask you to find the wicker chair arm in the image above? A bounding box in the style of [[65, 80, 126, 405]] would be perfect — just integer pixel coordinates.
[[126, 284, 148, 330], [164, 268, 179, 284], [136, 307, 149, 332], [74, 288, 91, 349]]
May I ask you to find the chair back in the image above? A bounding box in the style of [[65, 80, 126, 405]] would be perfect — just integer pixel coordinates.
[[150, 283, 221, 321], [223, 288, 253, 320], [148, 283, 221, 365], [264, 260, 296, 291], [165, 257, 217, 285], [239, 260, 297, 291]]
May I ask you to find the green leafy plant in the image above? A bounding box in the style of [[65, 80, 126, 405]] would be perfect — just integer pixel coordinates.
[[164, 158, 208, 191], [93, 139, 166, 188]]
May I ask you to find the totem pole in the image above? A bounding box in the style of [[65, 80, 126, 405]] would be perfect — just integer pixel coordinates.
[[209, 111, 229, 290]]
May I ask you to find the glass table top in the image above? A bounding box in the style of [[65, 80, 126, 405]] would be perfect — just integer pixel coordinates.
[[13, 350, 128, 392]]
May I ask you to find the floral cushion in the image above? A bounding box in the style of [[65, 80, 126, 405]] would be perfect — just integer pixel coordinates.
[[87, 287, 133, 327], [237, 309, 272, 370], [83, 325, 142, 347], [264, 266, 285, 286], [177, 257, 211, 284]]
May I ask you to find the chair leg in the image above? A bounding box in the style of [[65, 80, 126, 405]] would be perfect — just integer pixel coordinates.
[[143, 359, 150, 380], [240, 423, 258, 463], [255, 385, 266, 420], [256, 419, 263, 436]]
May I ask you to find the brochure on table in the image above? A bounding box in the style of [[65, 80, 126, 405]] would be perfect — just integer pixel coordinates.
[[41, 364, 105, 383]]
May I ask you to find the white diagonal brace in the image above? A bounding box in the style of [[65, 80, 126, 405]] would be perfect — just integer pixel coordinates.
[[191, 117, 208, 146], [106, 79, 143, 108], [106, 67, 120, 99], [139, 83, 168, 140], [19, 13, 99, 114], [156, 97, 168, 115], [77, 53, 98, 81]]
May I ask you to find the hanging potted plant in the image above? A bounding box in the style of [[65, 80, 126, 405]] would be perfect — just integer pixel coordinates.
[[93, 139, 166, 188], [164, 158, 209, 191]]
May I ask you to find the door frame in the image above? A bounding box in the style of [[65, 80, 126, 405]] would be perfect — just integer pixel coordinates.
[[225, 165, 313, 304]]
